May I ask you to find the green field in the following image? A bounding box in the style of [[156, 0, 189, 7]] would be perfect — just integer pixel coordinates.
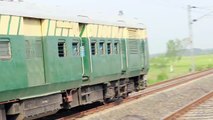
[[148, 54, 213, 85]]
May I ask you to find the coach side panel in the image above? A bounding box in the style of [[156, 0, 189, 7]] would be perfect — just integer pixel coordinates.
[[0, 15, 28, 92], [0, 15, 83, 102]]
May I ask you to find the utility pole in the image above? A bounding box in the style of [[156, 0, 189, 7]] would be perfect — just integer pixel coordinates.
[[187, 5, 196, 72]]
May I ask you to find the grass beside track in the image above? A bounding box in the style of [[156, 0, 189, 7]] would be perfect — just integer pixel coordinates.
[[148, 54, 213, 85]]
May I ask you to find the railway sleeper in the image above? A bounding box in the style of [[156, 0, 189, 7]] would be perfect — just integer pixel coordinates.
[[5, 94, 62, 120]]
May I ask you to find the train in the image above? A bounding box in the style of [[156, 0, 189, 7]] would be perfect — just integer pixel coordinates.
[[0, 2, 149, 120]]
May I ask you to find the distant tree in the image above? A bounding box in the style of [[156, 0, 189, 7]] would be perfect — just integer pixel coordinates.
[[166, 39, 184, 72]]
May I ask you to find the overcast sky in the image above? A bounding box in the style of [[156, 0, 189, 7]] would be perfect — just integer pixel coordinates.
[[25, 0, 213, 54]]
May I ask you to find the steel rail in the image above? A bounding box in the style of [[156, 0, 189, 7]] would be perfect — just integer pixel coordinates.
[[163, 90, 213, 120]]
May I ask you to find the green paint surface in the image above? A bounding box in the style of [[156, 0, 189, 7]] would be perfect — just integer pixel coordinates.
[[0, 80, 80, 101], [25, 37, 45, 86], [7, 16, 12, 35], [127, 40, 141, 71], [121, 39, 127, 71], [82, 38, 122, 81], [0, 35, 149, 102], [0, 35, 28, 91], [144, 40, 150, 72], [43, 36, 83, 84]]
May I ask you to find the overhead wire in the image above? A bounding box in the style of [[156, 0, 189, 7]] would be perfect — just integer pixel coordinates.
[[153, 0, 213, 12], [153, 0, 213, 18], [193, 10, 213, 22]]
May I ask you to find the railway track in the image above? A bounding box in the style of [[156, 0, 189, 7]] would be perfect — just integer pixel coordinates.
[[164, 90, 213, 120], [53, 69, 213, 120]]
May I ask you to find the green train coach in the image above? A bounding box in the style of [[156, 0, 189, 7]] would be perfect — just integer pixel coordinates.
[[0, 2, 149, 120]]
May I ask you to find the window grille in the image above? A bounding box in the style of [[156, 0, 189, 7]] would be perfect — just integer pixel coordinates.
[[114, 42, 119, 54], [58, 40, 66, 57], [99, 42, 105, 55], [0, 40, 11, 59], [72, 42, 79, 56], [91, 42, 97, 55], [107, 42, 112, 55], [129, 40, 139, 54]]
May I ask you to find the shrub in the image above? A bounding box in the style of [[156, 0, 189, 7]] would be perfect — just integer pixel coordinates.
[[196, 66, 204, 71], [207, 64, 213, 69], [157, 72, 168, 81]]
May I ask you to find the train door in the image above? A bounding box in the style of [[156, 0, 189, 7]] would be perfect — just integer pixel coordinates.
[[141, 40, 145, 69], [24, 18, 45, 86], [121, 39, 127, 72]]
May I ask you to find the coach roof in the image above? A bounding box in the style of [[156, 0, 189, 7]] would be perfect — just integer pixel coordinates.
[[0, 1, 145, 29]]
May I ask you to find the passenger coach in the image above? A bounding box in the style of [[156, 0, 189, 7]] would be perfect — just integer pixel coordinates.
[[0, 2, 149, 120]]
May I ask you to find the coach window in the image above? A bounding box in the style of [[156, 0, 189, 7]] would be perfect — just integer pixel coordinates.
[[72, 42, 79, 56], [114, 42, 119, 54], [0, 39, 11, 60], [107, 42, 112, 55], [58, 40, 67, 57], [99, 41, 105, 55], [91, 42, 97, 55]]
